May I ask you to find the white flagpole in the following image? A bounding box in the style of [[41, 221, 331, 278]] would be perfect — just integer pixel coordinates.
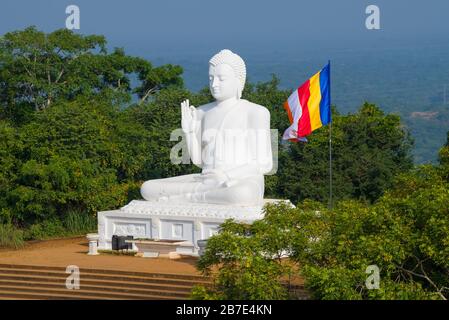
[[329, 117, 333, 210], [328, 60, 333, 211]]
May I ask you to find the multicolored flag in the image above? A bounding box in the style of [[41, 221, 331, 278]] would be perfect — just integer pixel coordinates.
[[282, 63, 331, 142]]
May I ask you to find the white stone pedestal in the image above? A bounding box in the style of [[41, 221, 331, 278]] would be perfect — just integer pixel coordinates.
[[97, 199, 292, 255], [86, 233, 100, 255]]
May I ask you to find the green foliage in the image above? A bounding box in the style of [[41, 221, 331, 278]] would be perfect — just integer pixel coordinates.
[[194, 217, 291, 300], [0, 121, 22, 224], [134, 63, 184, 104], [195, 161, 449, 300], [0, 223, 25, 249], [4, 98, 150, 224], [22, 210, 96, 241], [0, 27, 183, 238], [302, 265, 436, 300], [381, 166, 449, 271], [0, 27, 183, 122], [125, 86, 211, 179], [289, 167, 448, 300], [11, 157, 124, 221], [300, 266, 364, 300], [24, 219, 66, 240], [438, 131, 449, 170], [20, 98, 114, 163], [62, 209, 97, 235], [276, 103, 413, 204], [191, 285, 217, 300]]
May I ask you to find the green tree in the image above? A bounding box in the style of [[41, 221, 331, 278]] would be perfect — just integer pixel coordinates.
[[192, 212, 294, 300], [0, 120, 22, 224], [302, 161, 448, 300], [194, 137, 448, 300], [125, 86, 212, 180], [196, 184, 448, 300], [277, 103, 413, 204], [439, 131, 449, 169], [135, 63, 184, 105], [8, 98, 149, 224], [0, 27, 183, 123]]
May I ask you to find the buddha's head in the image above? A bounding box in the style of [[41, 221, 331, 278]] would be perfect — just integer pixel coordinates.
[[209, 49, 246, 101]]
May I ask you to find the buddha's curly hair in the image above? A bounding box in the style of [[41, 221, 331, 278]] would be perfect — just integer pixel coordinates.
[[209, 49, 246, 94]]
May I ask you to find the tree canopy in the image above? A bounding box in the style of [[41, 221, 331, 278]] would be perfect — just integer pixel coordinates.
[[195, 158, 449, 300], [0, 27, 183, 123]]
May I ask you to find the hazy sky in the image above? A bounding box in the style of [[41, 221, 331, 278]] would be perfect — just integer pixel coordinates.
[[1, 0, 448, 56]]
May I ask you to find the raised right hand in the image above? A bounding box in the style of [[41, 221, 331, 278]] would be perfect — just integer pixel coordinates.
[[181, 99, 197, 133]]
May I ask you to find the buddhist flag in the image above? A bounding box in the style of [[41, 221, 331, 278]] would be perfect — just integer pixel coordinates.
[[282, 63, 331, 142]]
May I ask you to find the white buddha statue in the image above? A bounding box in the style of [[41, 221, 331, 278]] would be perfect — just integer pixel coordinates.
[[140, 49, 273, 206]]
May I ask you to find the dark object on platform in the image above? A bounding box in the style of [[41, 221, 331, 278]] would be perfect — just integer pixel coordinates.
[[112, 235, 134, 250]]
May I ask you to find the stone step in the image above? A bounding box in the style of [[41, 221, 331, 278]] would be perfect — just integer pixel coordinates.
[[0, 268, 211, 287], [0, 264, 303, 288], [0, 264, 209, 282], [0, 264, 308, 300], [0, 279, 190, 298], [0, 284, 184, 300], [0, 264, 211, 300], [0, 274, 196, 292], [0, 290, 91, 300], [0, 295, 39, 300]]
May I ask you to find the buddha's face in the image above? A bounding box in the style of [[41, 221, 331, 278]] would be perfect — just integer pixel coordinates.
[[209, 63, 240, 101]]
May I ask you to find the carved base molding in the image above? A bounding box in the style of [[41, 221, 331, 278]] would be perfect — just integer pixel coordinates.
[[97, 199, 292, 255]]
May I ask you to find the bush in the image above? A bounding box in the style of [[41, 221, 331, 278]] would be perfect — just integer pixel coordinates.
[[24, 219, 66, 240], [193, 210, 296, 300], [0, 121, 22, 224], [10, 156, 128, 222], [195, 184, 449, 300], [8, 100, 135, 223], [302, 265, 438, 300], [0, 223, 25, 249], [22, 211, 97, 241], [62, 209, 97, 235]]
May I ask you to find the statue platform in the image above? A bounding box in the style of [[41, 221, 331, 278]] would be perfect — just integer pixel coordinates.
[[97, 199, 292, 255]]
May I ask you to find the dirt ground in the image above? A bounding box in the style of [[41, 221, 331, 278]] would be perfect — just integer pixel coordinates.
[[0, 237, 201, 275], [0, 237, 304, 286]]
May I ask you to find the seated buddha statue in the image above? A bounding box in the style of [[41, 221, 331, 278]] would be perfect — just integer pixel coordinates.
[[140, 49, 273, 206]]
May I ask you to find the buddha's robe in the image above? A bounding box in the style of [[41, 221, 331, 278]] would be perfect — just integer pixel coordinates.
[[140, 99, 273, 206]]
